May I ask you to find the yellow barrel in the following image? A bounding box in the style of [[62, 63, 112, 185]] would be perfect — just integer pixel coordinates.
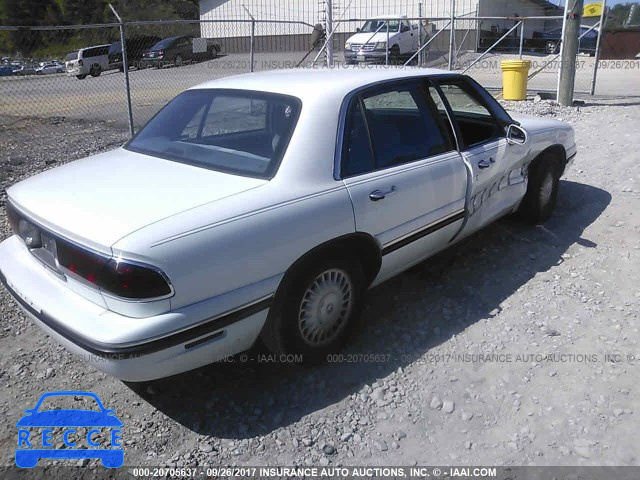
[[500, 60, 531, 101]]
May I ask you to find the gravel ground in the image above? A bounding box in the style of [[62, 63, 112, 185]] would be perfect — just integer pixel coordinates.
[[0, 97, 638, 469]]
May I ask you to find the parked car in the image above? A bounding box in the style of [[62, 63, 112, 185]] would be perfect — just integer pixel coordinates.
[[140, 35, 220, 68], [108, 35, 161, 71], [11, 62, 37, 75], [35, 62, 64, 75], [0, 65, 14, 76], [532, 25, 598, 55], [20, 64, 38, 76], [0, 68, 576, 381], [344, 15, 420, 63], [65, 44, 111, 79]]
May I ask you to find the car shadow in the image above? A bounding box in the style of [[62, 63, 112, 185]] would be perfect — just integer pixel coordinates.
[[126, 180, 611, 440]]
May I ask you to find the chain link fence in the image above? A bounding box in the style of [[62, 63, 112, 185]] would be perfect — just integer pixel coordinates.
[[0, 6, 617, 146]]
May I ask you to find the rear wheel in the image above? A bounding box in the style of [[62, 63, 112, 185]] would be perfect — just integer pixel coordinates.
[[90, 66, 101, 77], [174, 55, 183, 67], [515, 155, 561, 224], [546, 41, 559, 55], [263, 256, 365, 363]]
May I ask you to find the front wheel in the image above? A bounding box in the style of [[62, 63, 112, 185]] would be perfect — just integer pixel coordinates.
[[264, 256, 365, 363], [389, 44, 401, 64], [76, 74, 87, 80], [515, 156, 560, 224]]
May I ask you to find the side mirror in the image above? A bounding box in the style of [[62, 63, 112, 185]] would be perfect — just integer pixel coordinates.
[[356, 27, 361, 33], [507, 124, 527, 145]]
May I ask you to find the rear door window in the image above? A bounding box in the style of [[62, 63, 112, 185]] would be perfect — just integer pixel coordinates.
[[341, 80, 455, 176]]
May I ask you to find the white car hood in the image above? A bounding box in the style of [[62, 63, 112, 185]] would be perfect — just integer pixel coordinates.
[[347, 31, 397, 46], [7, 148, 267, 252]]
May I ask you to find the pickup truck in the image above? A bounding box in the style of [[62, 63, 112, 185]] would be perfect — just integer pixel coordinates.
[[344, 15, 420, 63]]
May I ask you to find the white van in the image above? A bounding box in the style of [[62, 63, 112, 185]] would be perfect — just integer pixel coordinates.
[[344, 15, 419, 63], [65, 44, 111, 80]]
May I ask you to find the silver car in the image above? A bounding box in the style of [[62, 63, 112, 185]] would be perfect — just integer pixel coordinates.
[[0, 68, 576, 381]]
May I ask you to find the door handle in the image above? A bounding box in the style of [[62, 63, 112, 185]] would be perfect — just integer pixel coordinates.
[[369, 186, 397, 201], [478, 158, 495, 169]]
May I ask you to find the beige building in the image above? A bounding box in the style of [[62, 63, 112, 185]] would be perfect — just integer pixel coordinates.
[[198, 0, 562, 53]]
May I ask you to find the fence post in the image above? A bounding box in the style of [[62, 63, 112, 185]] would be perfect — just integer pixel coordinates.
[[418, 3, 423, 67], [519, 19, 525, 59], [250, 20, 256, 72], [242, 6, 256, 73], [590, 0, 607, 95], [386, 21, 390, 65], [448, 0, 456, 70], [326, 0, 334, 67], [558, 0, 584, 106], [109, 4, 134, 138]]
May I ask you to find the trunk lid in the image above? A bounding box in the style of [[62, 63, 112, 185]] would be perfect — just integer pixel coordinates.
[[8, 148, 267, 252]]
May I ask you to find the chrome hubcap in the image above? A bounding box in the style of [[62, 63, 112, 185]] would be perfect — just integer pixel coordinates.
[[540, 172, 554, 206], [298, 268, 353, 347]]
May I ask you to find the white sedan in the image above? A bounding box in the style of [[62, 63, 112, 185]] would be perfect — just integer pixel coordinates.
[[0, 68, 576, 381], [35, 62, 65, 75]]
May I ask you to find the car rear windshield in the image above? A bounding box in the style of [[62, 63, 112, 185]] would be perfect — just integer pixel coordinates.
[[151, 36, 179, 50], [125, 89, 301, 179], [65, 51, 78, 61]]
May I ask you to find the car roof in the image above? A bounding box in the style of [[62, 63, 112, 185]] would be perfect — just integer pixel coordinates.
[[369, 14, 407, 19], [80, 44, 111, 51], [191, 68, 457, 103]]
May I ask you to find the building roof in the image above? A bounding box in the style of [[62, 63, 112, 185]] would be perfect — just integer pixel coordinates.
[[526, 0, 563, 13]]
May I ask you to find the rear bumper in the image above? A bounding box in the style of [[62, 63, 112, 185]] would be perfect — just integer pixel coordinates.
[[0, 236, 269, 381]]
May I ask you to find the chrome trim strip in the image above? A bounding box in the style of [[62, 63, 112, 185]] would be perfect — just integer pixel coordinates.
[[382, 209, 466, 256]]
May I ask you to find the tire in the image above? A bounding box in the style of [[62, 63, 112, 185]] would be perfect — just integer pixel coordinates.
[[546, 41, 559, 55], [390, 44, 401, 64], [515, 155, 561, 224], [76, 74, 87, 80], [90, 66, 101, 77], [174, 55, 183, 67], [263, 255, 365, 363]]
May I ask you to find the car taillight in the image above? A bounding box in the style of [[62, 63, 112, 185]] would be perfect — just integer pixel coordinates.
[[56, 239, 172, 300], [6, 202, 20, 235], [158, 50, 164, 56], [99, 258, 173, 299]]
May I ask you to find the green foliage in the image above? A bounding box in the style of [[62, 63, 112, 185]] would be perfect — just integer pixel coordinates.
[[0, 0, 199, 57], [605, 3, 640, 30]]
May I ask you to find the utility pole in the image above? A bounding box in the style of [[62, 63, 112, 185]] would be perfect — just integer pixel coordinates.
[[557, 0, 584, 106]]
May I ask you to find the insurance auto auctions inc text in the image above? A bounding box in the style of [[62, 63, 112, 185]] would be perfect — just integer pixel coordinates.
[[213, 467, 498, 478]]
